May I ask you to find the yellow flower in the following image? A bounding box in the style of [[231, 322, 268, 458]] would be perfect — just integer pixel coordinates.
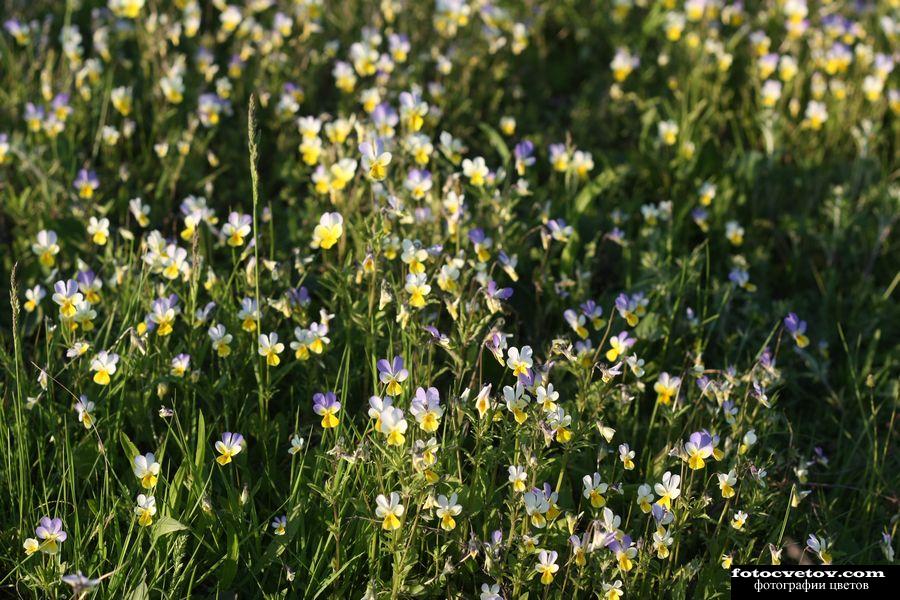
[[135, 494, 156, 527], [215, 432, 245, 465], [311, 212, 343, 250], [375, 492, 404, 531]]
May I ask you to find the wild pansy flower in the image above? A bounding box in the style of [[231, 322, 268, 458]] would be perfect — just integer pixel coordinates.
[[503, 383, 530, 424], [480, 583, 502, 600], [508, 465, 528, 493], [652, 527, 674, 559], [435, 493, 462, 531], [90, 351, 119, 385], [378, 406, 408, 446], [474, 383, 492, 419], [572, 150, 594, 178], [725, 220, 744, 246], [288, 434, 305, 455], [215, 432, 245, 465], [222, 212, 252, 247], [545, 219, 574, 243], [237, 298, 260, 332], [739, 429, 757, 455], [87, 216, 110, 245], [410, 387, 443, 432], [880, 531, 895, 562], [618, 443, 635, 470], [731, 510, 748, 530], [658, 120, 678, 146], [520, 488, 550, 529], [375, 492, 404, 531], [198, 93, 231, 127], [569, 533, 589, 567], [271, 516, 287, 536], [135, 494, 156, 527], [784, 312, 809, 348], [149, 295, 179, 336], [170, 354, 190, 377], [208, 324, 233, 357], [547, 406, 572, 442], [564, 308, 589, 338], [484, 280, 512, 313], [258, 333, 284, 366], [610, 47, 639, 81], [547, 144, 569, 173], [76, 270, 102, 304], [602, 580, 624, 600], [61, 571, 101, 595], [654, 471, 681, 509], [534, 550, 559, 585], [506, 346, 533, 377], [806, 534, 832, 564], [803, 100, 828, 130], [636, 484, 654, 513], [360, 139, 391, 181], [582, 473, 609, 508], [329, 158, 357, 191], [32, 230, 60, 267], [75, 396, 95, 428], [514, 140, 535, 175], [74, 169, 99, 199], [405, 273, 431, 308], [717, 470, 737, 498], [401, 239, 428, 273], [399, 90, 428, 132], [52, 280, 82, 318], [377, 356, 408, 396], [654, 372, 681, 405], [462, 156, 489, 186], [468, 228, 493, 262], [133, 452, 160, 488], [311, 212, 343, 250], [535, 383, 559, 412], [30, 517, 67, 555], [684, 431, 714, 470], [368, 395, 393, 430], [605, 331, 634, 362], [313, 392, 341, 428], [614, 293, 645, 327], [607, 535, 637, 572]]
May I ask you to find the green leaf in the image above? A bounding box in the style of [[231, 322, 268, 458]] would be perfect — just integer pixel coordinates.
[[478, 123, 511, 165], [126, 576, 149, 600], [219, 530, 240, 588], [119, 431, 139, 463], [152, 516, 188, 543], [194, 410, 206, 468]]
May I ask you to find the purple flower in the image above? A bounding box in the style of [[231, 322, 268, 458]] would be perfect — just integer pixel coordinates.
[[312, 392, 341, 428], [685, 431, 714, 470], [514, 140, 535, 174], [377, 356, 408, 395], [784, 313, 810, 348], [287, 286, 310, 310], [423, 325, 449, 345], [486, 280, 513, 300]]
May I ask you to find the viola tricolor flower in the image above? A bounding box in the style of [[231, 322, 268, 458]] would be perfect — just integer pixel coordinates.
[[784, 312, 810, 348], [312, 392, 341, 428], [215, 432, 245, 465], [377, 356, 409, 396]]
